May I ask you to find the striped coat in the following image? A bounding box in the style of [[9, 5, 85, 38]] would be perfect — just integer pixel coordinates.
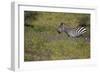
[[57, 23, 86, 38]]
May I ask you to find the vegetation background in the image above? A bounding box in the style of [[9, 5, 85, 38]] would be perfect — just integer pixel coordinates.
[[24, 11, 90, 61]]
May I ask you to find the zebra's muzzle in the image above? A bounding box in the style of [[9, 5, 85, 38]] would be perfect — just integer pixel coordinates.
[[57, 30, 61, 34]]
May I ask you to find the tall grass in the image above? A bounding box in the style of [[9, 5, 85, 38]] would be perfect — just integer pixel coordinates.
[[24, 11, 90, 61]]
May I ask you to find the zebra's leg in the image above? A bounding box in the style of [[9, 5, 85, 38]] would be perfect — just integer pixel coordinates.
[[80, 34, 90, 43]]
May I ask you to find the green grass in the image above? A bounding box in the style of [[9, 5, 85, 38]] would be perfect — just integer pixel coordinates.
[[24, 11, 90, 61]]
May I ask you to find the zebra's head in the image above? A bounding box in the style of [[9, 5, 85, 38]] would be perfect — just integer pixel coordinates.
[[57, 22, 65, 34]]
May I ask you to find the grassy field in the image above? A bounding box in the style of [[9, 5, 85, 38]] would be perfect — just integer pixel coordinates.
[[24, 11, 90, 61]]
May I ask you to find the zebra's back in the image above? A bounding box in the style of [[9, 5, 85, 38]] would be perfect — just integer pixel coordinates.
[[66, 27, 86, 37]]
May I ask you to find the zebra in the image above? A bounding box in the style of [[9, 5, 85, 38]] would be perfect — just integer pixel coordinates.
[[57, 22, 87, 38]]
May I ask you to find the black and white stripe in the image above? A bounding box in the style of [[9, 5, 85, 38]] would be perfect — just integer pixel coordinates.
[[57, 23, 86, 38]]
